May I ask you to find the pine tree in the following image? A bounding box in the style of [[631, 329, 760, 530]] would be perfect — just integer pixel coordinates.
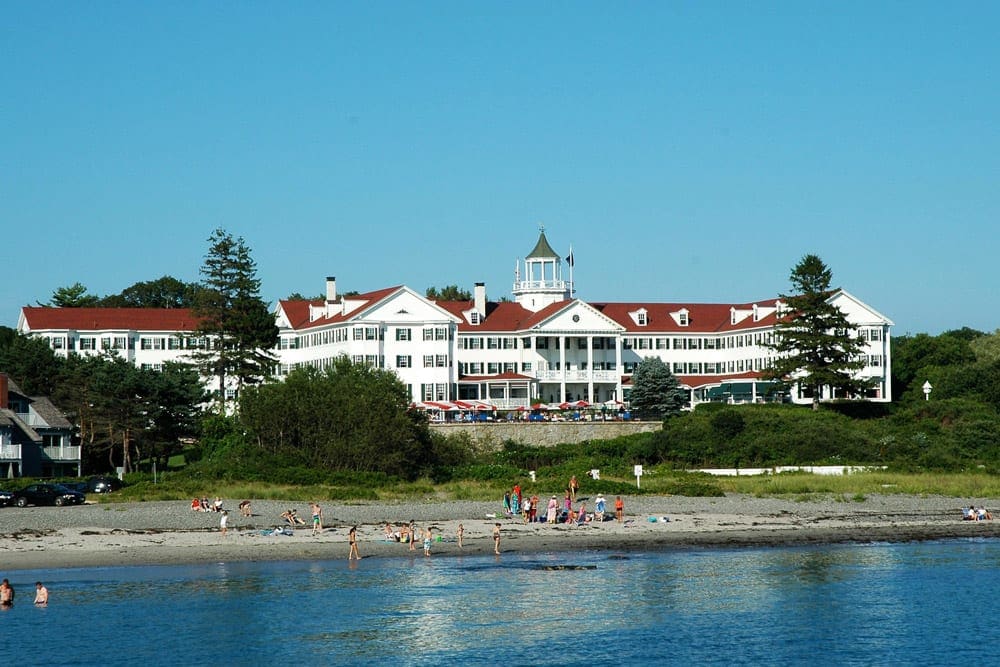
[[189, 229, 278, 411], [629, 356, 687, 420], [765, 254, 871, 410]]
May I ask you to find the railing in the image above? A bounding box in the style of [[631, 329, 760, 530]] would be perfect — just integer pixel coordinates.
[[42, 446, 82, 461], [14, 411, 45, 427], [0, 444, 22, 460], [534, 370, 619, 381]]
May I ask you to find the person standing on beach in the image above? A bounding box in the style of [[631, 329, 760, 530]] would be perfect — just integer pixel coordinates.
[[348, 526, 360, 561], [492, 523, 501, 555], [311, 503, 323, 535], [615, 496, 624, 523], [457, 523, 464, 548], [423, 527, 433, 556], [569, 475, 579, 502], [220, 510, 229, 536], [34, 582, 48, 606], [547, 496, 558, 524], [409, 521, 417, 551], [595, 494, 607, 522]]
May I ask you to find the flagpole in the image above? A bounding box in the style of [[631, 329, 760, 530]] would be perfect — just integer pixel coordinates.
[[568, 244, 574, 297]]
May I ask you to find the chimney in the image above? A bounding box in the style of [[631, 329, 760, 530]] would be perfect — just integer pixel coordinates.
[[325, 276, 337, 303], [474, 282, 486, 316], [0, 372, 8, 410]]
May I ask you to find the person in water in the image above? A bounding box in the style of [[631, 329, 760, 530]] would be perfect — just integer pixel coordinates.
[[348, 525, 360, 561]]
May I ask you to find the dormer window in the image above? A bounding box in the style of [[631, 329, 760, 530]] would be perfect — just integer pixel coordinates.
[[637, 312, 647, 326], [676, 308, 690, 327], [469, 312, 481, 325]]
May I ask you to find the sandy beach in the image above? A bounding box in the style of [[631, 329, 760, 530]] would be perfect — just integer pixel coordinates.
[[1, 494, 998, 572]]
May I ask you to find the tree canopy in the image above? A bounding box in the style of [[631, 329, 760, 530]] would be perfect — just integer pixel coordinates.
[[426, 285, 472, 301], [238, 360, 432, 477], [629, 356, 687, 420], [765, 255, 871, 410]]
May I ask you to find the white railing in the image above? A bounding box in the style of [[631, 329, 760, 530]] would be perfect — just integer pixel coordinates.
[[0, 444, 22, 460], [42, 446, 82, 461], [14, 411, 44, 427], [535, 370, 619, 381]]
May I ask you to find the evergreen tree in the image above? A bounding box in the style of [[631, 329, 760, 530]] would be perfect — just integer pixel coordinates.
[[765, 254, 871, 410], [629, 356, 687, 420], [189, 229, 278, 410], [45, 282, 101, 307]]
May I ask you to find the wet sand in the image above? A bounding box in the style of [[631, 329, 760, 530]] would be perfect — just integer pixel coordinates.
[[1, 494, 997, 571]]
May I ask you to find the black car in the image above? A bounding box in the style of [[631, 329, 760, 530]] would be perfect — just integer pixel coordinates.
[[87, 476, 123, 493], [0, 489, 13, 507], [12, 483, 86, 507]]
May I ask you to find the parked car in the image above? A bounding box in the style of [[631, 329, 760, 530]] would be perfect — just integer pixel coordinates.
[[0, 489, 13, 506], [12, 483, 86, 507], [61, 481, 89, 494], [87, 476, 123, 493]]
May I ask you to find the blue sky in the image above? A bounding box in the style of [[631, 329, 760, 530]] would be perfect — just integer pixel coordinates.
[[4, 2, 997, 335]]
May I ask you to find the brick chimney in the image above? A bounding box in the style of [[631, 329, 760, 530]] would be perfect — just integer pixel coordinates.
[[0, 372, 8, 410]]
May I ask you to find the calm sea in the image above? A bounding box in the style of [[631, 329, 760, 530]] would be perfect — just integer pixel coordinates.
[[3, 539, 999, 666]]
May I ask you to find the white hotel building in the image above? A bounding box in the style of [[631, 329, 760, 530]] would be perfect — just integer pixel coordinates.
[[17, 231, 893, 409]]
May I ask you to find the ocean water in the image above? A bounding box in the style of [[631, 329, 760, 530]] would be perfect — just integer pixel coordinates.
[[3, 539, 1000, 666]]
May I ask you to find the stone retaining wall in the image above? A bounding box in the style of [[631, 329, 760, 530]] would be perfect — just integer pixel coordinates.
[[428, 421, 661, 449]]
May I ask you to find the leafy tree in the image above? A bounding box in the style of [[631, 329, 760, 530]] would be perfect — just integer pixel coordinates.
[[239, 359, 432, 477], [99, 276, 201, 308], [629, 356, 687, 420], [765, 255, 871, 410], [189, 229, 278, 410], [892, 331, 978, 400], [45, 282, 101, 307], [426, 285, 472, 301]]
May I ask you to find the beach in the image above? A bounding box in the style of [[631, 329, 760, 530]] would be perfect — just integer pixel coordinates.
[[1, 494, 997, 571]]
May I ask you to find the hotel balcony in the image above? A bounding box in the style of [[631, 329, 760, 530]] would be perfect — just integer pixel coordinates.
[[534, 370, 619, 382]]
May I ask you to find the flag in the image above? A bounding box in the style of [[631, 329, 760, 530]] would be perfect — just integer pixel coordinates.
[[566, 249, 574, 267]]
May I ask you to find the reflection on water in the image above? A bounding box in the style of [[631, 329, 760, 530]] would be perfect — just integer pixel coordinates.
[[5, 540, 1000, 665]]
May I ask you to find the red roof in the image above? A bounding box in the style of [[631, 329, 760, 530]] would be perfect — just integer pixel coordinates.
[[278, 286, 403, 329], [20, 307, 201, 332]]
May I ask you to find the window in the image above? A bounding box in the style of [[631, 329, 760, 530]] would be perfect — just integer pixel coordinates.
[[678, 312, 689, 326], [365, 327, 379, 340], [521, 362, 532, 372], [101, 338, 112, 350], [577, 338, 587, 350], [487, 363, 499, 374], [869, 354, 882, 367], [397, 355, 411, 368], [592, 338, 605, 350], [522, 337, 532, 349], [503, 338, 517, 349], [435, 355, 448, 367], [656, 338, 669, 350], [51, 337, 64, 350], [423, 355, 434, 368], [79, 337, 96, 350], [396, 328, 411, 341], [470, 312, 480, 325], [487, 337, 499, 349], [168, 337, 182, 350], [354, 328, 364, 341], [503, 362, 516, 373], [637, 312, 647, 326], [869, 328, 882, 341]]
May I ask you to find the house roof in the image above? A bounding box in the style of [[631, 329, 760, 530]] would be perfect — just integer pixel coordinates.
[[5, 378, 73, 429], [20, 307, 200, 332], [277, 286, 404, 329]]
